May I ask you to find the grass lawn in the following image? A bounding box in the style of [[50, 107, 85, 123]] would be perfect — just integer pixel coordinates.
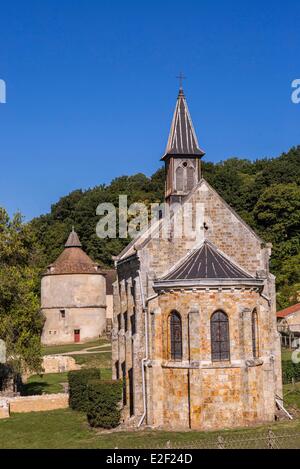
[[22, 368, 112, 395], [284, 381, 300, 410], [71, 352, 111, 369], [0, 409, 300, 449], [282, 348, 293, 362], [23, 338, 112, 396], [22, 372, 69, 395], [41, 338, 110, 356], [4, 346, 300, 448]]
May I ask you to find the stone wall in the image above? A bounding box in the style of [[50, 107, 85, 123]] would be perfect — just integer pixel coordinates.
[[106, 294, 114, 319], [0, 399, 9, 419], [0, 393, 69, 418], [145, 288, 279, 430], [42, 355, 80, 374], [281, 311, 300, 333], [41, 306, 106, 345], [41, 273, 106, 309], [9, 394, 68, 414], [23, 356, 80, 382], [41, 273, 107, 345]]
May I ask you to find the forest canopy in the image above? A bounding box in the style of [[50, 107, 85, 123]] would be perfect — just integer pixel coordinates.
[[30, 145, 300, 309]]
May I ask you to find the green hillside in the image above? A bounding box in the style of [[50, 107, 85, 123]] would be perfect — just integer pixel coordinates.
[[30, 146, 300, 309]]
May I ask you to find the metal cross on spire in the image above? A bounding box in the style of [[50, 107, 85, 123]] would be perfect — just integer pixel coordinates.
[[176, 72, 186, 90]]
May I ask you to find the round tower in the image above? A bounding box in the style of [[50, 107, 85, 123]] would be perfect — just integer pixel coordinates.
[[41, 229, 107, 345]]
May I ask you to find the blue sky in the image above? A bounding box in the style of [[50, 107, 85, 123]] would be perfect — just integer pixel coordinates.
[[0, 0, 299, 220]]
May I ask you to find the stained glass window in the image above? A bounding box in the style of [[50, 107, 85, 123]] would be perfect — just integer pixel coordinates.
[[211, 311, 230, 362], [170, 311, 182, 360]]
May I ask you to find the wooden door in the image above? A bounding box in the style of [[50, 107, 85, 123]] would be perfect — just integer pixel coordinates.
[[74, 329, 80, 343]]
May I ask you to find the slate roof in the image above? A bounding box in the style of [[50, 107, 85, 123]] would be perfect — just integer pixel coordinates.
[[162, 88, 205, 160], [161, 241, 253, 281]]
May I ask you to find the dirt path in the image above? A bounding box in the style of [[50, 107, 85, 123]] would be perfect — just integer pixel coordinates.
[[60, 343, 111, 356]]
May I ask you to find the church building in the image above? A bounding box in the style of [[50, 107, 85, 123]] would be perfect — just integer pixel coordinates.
[[112, 87, 282, 430]]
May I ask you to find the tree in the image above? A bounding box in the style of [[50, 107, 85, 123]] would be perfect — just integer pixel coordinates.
[[253, 183, 300, 259], [0, 209, 43, 379], [30, 146, 300, 308]]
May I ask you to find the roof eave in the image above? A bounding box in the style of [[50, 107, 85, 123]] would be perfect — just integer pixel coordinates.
[[116, 252, 139, 267], [161, 151, 205, 161], [153, 278, 264, 291]]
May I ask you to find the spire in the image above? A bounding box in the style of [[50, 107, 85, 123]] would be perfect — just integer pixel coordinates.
[[65, 228, 82, 248], [162, 88, 205, 160]]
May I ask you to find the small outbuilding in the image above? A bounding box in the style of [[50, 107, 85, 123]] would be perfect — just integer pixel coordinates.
[[277, 303, 300, 349], [41, 229, 107, 345], [277, 303, 300, 333]]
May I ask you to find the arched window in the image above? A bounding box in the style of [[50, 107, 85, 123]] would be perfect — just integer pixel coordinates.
[[211, 311, 230, 362], [252, 309, 259, 358], [176, 166, 184, 192], [169, 311, 182, 360], [187, 166, 195, 191]]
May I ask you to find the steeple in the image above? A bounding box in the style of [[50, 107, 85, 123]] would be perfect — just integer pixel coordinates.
[[163, 87, 205, 204], [162, 88, 205, 160]]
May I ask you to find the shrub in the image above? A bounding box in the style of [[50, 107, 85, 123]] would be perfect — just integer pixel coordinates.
[[68, 368, 100, 411], [282, 361, 300, 384], [87, 379, 122, 429]]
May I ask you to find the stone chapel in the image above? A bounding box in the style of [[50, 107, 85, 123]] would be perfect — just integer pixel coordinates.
[[112, 87, 282, 430]]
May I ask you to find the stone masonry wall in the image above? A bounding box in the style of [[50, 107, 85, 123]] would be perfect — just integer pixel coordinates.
[[138, 180, 267, 293], [147, 289, 278, 430], [41, 273, 107, 345], [9, 394, 69, 414], [112, 256, 146, 425], [41, 355, 80, 374], [0, 399, 10, 419]]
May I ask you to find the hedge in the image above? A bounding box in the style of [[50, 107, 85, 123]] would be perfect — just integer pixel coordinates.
[[68, 368, 100, 411], [282, 361, 300, 384], [87, 379, 123, 429]]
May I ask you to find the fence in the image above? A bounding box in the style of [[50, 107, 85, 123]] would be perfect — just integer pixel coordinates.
[[134, 430, 300, 449]]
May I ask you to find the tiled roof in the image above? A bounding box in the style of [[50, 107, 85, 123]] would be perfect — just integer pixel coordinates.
[[49, 248, 100, 275], [162, 88, 205, 160], [45, 229, 101, 275], [277, 304, 300, 319], [161, 241, 253, 281], [65, 228, 82, 248]]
